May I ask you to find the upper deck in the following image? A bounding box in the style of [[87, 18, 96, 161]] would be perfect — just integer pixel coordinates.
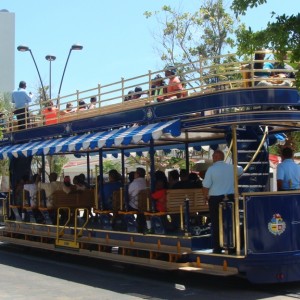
[[2, 52, 299, 151]]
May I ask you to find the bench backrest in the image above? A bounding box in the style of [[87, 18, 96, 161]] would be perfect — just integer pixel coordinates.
[[166, 188, 208, 213], [51, 189, 95, 208]]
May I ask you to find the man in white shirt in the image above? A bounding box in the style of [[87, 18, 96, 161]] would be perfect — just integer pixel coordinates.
[[38, 172, 63, 208], [128, 167, 147, 233], [128, 167, 147, 210]]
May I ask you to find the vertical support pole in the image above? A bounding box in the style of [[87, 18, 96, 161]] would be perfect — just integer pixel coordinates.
[[232, 125, 241, 255], [99, 149, 104, 210], [184, 196, 190, 234], [149, 138, 155, 211], [41, 154, 46, 183], [185, 140, 189, 173], [86, 152, 90, 188]]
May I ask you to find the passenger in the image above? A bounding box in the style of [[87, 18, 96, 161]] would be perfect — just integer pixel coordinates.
[[78, 100, 87, 111], [164, 65, 184, 100], [151, 170, 168, 212], [73, 175, 86, 191], [253, 52, 274, 85], [202, 150, 243, 254], [151, 74, 167, 102], [128, 171, 135, 184], [23, 174, 40, 208], [172, 169, 200, 189], [132, 86, 148, 99], [38, 172, 63, 208], [12, 80, 33, 130], [273, 54, 295, 79], [100, 169, 122, 210], [14, 175, 29, 207], [188, 172, 203, 188], [62, 175, 75, 194], [124, 90, 134, 101], [128, 167, 147, 232], [277, 147, 300, 191], [128, 167, 147, 210], [64, 102, 76, 113], [42, 100, 58, 125], [168, 169, 180, 189], [78, 173, 89, 188], [88, 97, 97, 109]]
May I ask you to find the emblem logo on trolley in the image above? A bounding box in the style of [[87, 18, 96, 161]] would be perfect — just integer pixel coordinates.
[[268, 213, 286, 236]]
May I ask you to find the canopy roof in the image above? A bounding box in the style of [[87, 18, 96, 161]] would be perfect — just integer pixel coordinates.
[[0, 120, 181, 159]]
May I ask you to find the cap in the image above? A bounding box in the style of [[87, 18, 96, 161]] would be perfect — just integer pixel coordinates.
[[164, 65, 176, 75], [134, 86, 143, 93]]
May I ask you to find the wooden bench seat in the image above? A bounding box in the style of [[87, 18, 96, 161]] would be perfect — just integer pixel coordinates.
[[51, 189, 95, 209], [166, 188, 208, 214]]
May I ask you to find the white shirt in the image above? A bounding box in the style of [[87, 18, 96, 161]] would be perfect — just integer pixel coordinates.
[[128, 177, 146, 210]]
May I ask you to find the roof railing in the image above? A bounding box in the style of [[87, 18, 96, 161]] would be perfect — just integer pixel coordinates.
[[2, 51, 297, 133]]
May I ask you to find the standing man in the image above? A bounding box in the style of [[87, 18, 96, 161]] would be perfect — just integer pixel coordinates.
[[12, 81, 32, 130], [277, 147, 300, 191], [202, 149, 243, 254]]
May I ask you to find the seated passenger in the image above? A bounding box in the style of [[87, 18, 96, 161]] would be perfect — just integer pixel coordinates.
[[151, 170, 168, 212], [78, 100, 87, 111], [64, 102, 76, 113], [23, 174, 40, 208], [257, 73, 291, 87], [88, 97, 97, 109], [151, 74, 167, 102], [100, 169, 122, 210], [73, 175, 86, 191], [168, 169, 180, 189], [38, 172, 63, 208], [78, 173, 89, 188], [132, 86, 148, 99], [62, 175, 76, 194], [124, 90, 134, 101], [253, 52, 274, 85], [164, 65, 184, 100], [42, 101, 58, 125], [172, 169, 200, 189]]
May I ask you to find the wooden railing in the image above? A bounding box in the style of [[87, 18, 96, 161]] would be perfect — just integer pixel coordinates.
[[1, 51, 297, 132]]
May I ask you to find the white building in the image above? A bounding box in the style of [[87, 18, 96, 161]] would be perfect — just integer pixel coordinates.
[[0, 9, 15, 93]]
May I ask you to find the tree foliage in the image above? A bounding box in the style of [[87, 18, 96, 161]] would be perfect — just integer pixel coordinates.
[[144, 0, 240, 80], [232, 0, 300, 88]]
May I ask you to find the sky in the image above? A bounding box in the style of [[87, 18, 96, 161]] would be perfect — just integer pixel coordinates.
[[0, 0, 298, 98]]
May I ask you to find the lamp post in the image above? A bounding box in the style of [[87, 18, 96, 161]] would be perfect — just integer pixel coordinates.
[[57, 44, 83, 103], [45, 55, 56, 99], [17, 45, 47, 102]]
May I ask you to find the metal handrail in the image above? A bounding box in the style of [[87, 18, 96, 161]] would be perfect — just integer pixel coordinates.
[[2, 51, 296, 133]]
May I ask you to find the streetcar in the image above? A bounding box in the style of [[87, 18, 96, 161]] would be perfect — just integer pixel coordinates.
[[0, 52, 299, 284]]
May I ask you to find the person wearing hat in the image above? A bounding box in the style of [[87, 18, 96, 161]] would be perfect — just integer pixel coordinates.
[[151, 74, 167, 102], [164, 65, 184, 100], [132, 86, 148, 99], [12, 80, 33, 130]]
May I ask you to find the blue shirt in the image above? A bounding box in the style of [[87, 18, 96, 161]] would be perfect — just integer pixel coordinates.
[[101, 181, 122, 210], [12, 88, 32, 109], [203, 161, 243, 196], [277, 159, 300, 190]]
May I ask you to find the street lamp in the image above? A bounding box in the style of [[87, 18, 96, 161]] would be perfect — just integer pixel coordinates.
[[17, 45, 47, 102], [45, 55, 56, 99], [57, 44, 83, 103]]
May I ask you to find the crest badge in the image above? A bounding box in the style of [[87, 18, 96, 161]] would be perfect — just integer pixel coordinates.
[[268, 213, 286, 236]]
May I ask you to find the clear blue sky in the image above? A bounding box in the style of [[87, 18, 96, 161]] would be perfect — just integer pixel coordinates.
[[0, 0, 297, 97]]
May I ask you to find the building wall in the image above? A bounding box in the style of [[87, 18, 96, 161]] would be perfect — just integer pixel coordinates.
[[0, 10, 15, 93]]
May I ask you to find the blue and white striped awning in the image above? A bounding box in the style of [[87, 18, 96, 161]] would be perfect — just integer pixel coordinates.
[[0, 119, 181, 159]]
